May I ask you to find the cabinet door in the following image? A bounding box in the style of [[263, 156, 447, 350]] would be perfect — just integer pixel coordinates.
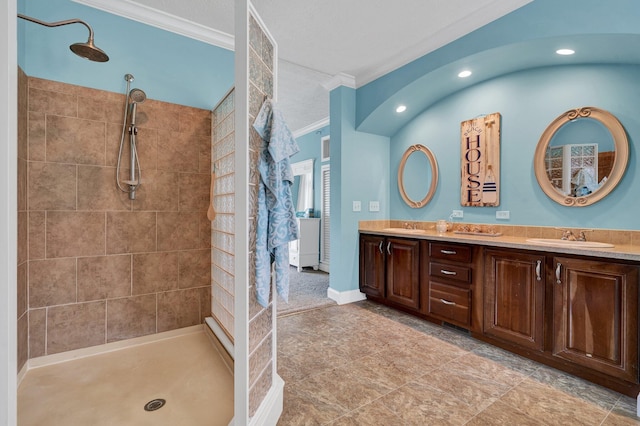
[[359, 234, 386, 298], [553, 257, 638, 383], [386, 238, 420, 310], [484, 249, 546, 351]]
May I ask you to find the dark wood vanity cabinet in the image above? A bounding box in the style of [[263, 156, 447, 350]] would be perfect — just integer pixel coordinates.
[[359, 234, 386, 298], [552, 257, 638, 383], [359, 234, 420, 310], [358, 231, 640, 396], [484, 249, 546, 351], [421, 242, 473, 328]]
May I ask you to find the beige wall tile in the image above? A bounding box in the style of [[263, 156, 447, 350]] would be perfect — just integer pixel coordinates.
[[106, 211, 156, 254], [249, 362, 272, 418], [179, 249, 211, 289], [179, 173, 210, 212], [47, 302, 106, 354], [107, 294, 157, 342], [29, 77, 79, 94], [134, 127, 158, 172], [178, 107, 211, 136], [46, 115, 106, 165], [131, 170, 179, 212], [157, 131, 200, 173], [28, 211, 46, 260], [28, 308, 46, 358], [137, 100, 180, 132], [28, 112, 46, 161], [28, 162, 77, 211], [77, 255, 132, 302], [18, 68, 28, 160], [199, 286, 211, 323], [29, 258, 76, 308], [46, 211, 106, 258], [199, 215, 212, 249], [106, 123, 124, 167], [132, 252, 179, 295], [17, 314, 28, 373], [157, 212, 201, 251], [28, 87, 77, 117], [77, 166, 131, 211], [77, 95, 122, 123], [17, 262, 27, 318], [157, 288, 201, 332], [17, 211, 27, 265], [249, 307, 273, 354], [249, 332, 272, 388], [18, 157, 27, 211]]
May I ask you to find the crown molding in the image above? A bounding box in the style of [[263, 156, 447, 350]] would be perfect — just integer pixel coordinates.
[[293, 117, 329, 139], [322, 73, 356, 91], [72, 0, 234, 50]]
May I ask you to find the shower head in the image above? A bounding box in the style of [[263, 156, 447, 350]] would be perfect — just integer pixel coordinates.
[[70, 38, 109, 63], [18, 14, 109, 62], [129, 88, 147, 104]]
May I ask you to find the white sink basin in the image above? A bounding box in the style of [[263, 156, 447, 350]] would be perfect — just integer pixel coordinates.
[[526, 238, 614, 249], [382, 228, 427, 234]]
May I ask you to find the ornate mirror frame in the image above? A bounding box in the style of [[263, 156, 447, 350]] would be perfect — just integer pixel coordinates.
[[398, 144, 439, 208], [533, 106, 629, 207]]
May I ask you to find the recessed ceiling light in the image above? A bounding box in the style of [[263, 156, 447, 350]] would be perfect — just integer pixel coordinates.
[[396, 105, 407, 113], [556, 48, 575, 55], [458, 70, 472, 78]]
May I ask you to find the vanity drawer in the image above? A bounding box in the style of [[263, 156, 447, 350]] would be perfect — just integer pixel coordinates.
[[429, 243, 472, 263], [429, 262, 470, 283], [428, 281, 470, 326]]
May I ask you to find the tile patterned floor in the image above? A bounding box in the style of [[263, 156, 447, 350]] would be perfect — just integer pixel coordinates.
[[18, 329, 233, 426], [277, 301, 640, 425]]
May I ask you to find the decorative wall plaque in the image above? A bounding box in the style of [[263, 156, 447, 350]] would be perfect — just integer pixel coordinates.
[[460, 112, 501, 207]]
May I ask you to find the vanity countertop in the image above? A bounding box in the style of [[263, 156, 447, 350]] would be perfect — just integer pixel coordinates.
[[359, 226, 640, 262]]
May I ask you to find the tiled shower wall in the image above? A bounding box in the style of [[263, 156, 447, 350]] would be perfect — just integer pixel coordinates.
[[18, 68, 28, 372], [247, 13, 276, 418], [20, 75, 212, 364]]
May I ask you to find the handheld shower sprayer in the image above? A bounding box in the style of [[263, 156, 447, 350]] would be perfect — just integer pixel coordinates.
[[116, 74, 146, 200]]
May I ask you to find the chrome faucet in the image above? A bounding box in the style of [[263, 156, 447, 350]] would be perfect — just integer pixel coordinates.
[[403, 222, 417, 229], [561, 230, 576, 241]]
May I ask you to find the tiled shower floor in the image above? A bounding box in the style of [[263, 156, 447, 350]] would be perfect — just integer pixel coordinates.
[[17, 328, 233, 425], [277, 301, 640, 425]]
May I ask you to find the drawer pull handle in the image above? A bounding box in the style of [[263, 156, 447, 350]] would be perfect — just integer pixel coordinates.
[[556, 262, 562, 284], [440, 249, 457, 255], [440, 299, 456, 306], [440, 270, 457, 276], [535, 260, 542, 281], [386, 241, 392, 256], [378, 241, 383, 254]]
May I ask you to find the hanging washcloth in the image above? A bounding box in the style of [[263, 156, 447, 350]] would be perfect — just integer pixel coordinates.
[[253, 98, 300, 308]]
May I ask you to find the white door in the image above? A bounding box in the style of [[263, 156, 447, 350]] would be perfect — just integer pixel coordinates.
[[320, 164, 330, 272]]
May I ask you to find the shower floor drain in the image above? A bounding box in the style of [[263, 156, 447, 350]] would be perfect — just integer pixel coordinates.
[[144, 398, 166, 412]]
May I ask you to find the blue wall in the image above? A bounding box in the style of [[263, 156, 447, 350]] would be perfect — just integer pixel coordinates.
[[18, 0, 234, 110], [390, 64, 639, 230], [291, 125, 330, 219]]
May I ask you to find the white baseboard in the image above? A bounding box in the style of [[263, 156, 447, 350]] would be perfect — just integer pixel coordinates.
[[327, 287, 366, 305], [247, 374, 284, 426]]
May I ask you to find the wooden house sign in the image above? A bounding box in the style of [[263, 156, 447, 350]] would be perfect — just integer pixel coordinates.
[[460, 113, 501, 207]]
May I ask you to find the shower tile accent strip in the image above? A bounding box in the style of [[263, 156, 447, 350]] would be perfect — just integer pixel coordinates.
[[21, 74, 212, 361], [247, 11, 276, 418]]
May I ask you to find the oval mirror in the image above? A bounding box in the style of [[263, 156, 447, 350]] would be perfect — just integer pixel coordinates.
[[533, 107, 628, 206], [398, 144, 438, 208]]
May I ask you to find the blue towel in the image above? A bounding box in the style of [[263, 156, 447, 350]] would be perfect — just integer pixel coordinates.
[[253, 99, 300, 308]]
